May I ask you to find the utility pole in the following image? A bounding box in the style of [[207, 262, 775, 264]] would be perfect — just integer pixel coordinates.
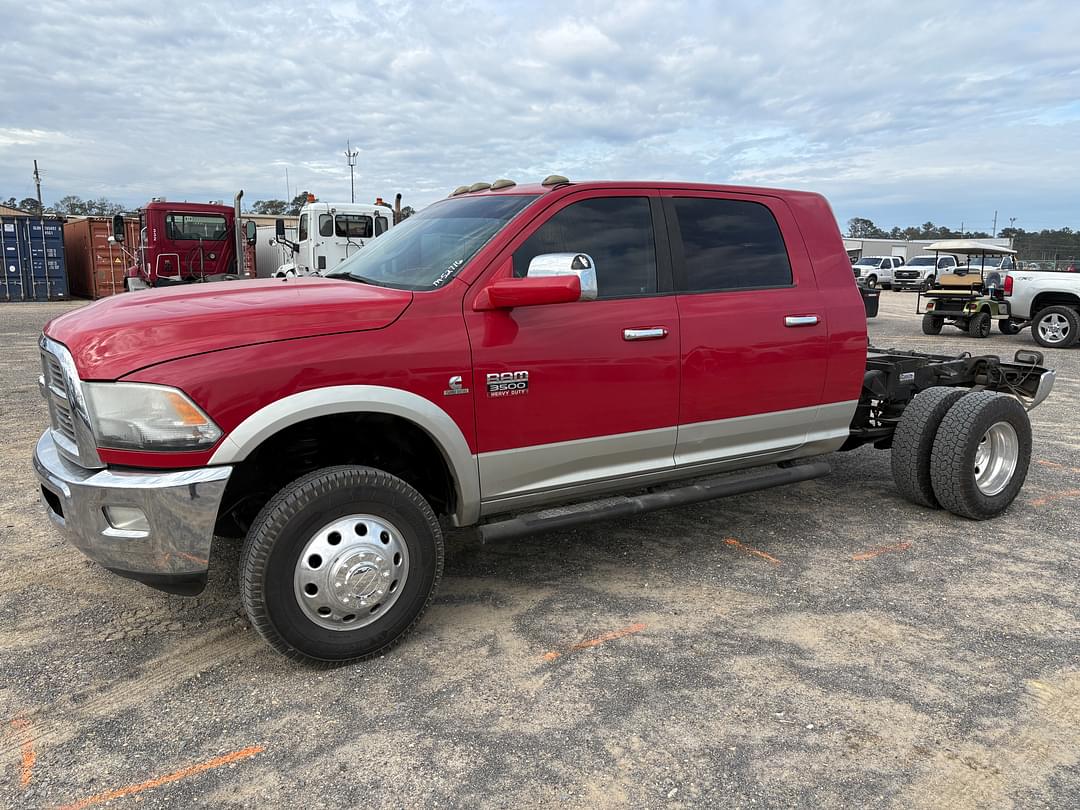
[[33, 159, 44, 214], [992, 210, 997, 237], [960, 221, 964, 237], [345, 141, 359, 203]]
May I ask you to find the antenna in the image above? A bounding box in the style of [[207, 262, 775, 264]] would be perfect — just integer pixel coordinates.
[[345, 140, 359, 203]]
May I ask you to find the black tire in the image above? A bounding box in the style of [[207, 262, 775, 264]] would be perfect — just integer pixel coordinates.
[[1031, 305, 1080, 349], [240, 465, 444, 666], [930, 392, 1032, 520], [921, 313, 943, 335], [968, 311, 991, 338], [998, 319, 1022, 335], [865, 274, 877, 289], [891, 387, 968, 508], [922, 274, 936, 291]]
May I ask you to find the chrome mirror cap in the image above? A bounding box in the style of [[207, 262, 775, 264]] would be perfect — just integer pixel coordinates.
[[525, 252, 598, 300]]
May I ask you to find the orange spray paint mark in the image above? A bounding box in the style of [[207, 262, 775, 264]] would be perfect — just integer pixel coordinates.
[[57, 745, 265, 810], [852, 542, 911, 561], [10, 716, 35, 789], [723, 538, 780, 566], [543, 622, 647, 661], [1030, 489, 1080, 508]]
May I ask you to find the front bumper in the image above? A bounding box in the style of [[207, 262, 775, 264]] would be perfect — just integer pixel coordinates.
[[32, 431, 232, 595]]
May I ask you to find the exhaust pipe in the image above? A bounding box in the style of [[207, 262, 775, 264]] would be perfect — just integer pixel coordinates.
[[233, 190, 245, 277], [394, 193, 402, 225]]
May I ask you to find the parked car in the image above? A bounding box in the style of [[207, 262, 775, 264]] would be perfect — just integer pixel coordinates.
[[1003, 266, 1080, 347], [893, 254, 959, 291], [33, 178, 1055, 665], [852, 255, 902, 288]]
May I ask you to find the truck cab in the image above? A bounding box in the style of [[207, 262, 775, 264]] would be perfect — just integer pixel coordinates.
[[275, 201, 394, 277], [124, 201, 242, 289]]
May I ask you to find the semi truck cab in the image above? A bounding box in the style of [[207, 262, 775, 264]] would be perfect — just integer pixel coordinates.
[[274, 200, 394, 277]]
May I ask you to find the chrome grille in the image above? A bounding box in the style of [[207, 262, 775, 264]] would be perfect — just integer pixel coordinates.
[[40, 345, 79, 450]]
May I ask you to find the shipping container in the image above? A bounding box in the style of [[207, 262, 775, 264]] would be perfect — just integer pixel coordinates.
[[1, 215, 68, 301], [63, 216, 141, 299]]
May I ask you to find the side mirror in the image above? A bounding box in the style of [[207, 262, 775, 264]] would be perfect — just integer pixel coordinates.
[[524, 252, 598, 299], [111, 213, 125, 244], [275, 218, 286, 240], [244, 220, 257, 245], [474, 253, 599, 310]]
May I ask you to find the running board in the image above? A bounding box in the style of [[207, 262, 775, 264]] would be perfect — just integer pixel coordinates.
[[477, 460, 831, 543]]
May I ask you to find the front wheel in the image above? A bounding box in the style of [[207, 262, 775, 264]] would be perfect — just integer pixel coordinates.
[[240, 466, 444, 666], [922, 274, 936, 291], [864, 274, 878, 289], [1031, 306, 1080, 348], [922, 313, 943, 335]]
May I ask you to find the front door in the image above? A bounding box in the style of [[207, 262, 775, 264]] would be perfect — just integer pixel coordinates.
[[661, 192, 831, 467], [466, 191, 680, 513]]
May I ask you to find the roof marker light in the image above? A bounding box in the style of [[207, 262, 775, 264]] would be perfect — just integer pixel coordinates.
[[541, 174, 570, 187], [490, 178, 517, 190], [469, 182, 492, 192]]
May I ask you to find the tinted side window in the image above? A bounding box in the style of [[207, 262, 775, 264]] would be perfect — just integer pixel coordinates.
[[319, 214, 334, 237], [298, 213, 309, 241], [671, 198, 792, 291], [512, 197, 657, 298], [375, 216, 388, 236]]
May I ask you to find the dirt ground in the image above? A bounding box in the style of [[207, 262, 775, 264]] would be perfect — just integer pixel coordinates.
[[1, 292, 1078, 809]]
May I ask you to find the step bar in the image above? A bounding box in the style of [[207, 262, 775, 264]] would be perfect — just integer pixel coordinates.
[[477, 460, 831, 543]]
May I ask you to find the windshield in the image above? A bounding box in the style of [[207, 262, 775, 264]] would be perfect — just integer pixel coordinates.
[[326, 194, 538, 290], [908, 256, 935, 266], [854, 257, 883, 266]]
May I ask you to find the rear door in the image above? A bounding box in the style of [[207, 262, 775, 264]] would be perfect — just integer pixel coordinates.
[[467, 191, 680, 511], [662, 192, 830, 467]]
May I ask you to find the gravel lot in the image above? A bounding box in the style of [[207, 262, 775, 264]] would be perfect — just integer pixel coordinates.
[[1, 292, 1078, 809]]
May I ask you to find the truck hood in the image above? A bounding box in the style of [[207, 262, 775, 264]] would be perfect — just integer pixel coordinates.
[[44, 277, 413, 380]]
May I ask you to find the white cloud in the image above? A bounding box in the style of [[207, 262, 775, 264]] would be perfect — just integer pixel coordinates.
[[0, 0, 1077, 230]]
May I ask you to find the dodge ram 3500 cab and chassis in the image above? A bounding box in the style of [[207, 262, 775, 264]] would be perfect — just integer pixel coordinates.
[[33, 179, 1055, 665]]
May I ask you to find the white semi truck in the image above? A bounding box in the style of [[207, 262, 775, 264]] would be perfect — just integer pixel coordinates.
[[273, 195, 400, 277]]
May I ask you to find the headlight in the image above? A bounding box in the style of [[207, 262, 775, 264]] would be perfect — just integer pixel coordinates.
[[83, 383, 222, 451]]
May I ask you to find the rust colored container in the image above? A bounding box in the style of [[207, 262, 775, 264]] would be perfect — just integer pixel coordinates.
[[62, 217, 141, 299]]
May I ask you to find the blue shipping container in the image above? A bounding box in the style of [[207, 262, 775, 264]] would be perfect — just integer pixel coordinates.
[[0, 215, 68, 301]]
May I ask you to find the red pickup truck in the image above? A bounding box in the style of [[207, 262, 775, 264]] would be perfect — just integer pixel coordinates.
[[33, 178, 1055, 665]]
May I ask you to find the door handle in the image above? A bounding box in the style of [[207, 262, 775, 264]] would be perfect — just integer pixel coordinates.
[[784, 315, 819, 327], [623, 327, 668, 341]]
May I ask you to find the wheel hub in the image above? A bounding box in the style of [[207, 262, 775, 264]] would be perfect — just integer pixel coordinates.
[[293, 514, 409, 631], [973, 421, 1019, 496], [1039, 314, 1069, 343]]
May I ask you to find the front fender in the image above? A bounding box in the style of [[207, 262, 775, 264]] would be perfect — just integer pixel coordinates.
[[208, 385, 480, 525]]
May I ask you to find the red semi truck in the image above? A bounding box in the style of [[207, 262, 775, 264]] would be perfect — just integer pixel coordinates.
[[114, 193, 254, 289], [34, 177, 1055, 665]]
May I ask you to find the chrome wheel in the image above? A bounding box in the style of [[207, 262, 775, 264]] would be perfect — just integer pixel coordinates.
[[973, 421, 1019, 496], [293, 514, 410, 631], [1037, 313, 1071, 345]]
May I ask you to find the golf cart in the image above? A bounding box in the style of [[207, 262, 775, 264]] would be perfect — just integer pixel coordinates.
[[917, 240, 1018, 338]]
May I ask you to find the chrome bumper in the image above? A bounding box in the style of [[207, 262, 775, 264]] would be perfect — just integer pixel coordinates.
[[32, 431, 232, 594]]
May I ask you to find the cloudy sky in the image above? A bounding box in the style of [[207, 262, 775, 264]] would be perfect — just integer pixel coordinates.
[[2, 0, 1078, 232]]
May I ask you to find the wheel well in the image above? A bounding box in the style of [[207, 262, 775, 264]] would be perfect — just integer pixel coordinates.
[[215, 412, 455, 537], [1031, 292, 1080, 315]]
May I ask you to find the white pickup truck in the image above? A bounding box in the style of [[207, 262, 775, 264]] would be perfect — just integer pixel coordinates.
[[1004, 269, 1080, 348]]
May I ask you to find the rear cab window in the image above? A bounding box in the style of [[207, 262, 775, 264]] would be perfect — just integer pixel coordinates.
[[666, 197, 793, 292]]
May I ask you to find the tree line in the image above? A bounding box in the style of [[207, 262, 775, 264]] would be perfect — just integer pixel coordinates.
[[846, 217, 1080, 260], [4, 192, 415, 219]]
